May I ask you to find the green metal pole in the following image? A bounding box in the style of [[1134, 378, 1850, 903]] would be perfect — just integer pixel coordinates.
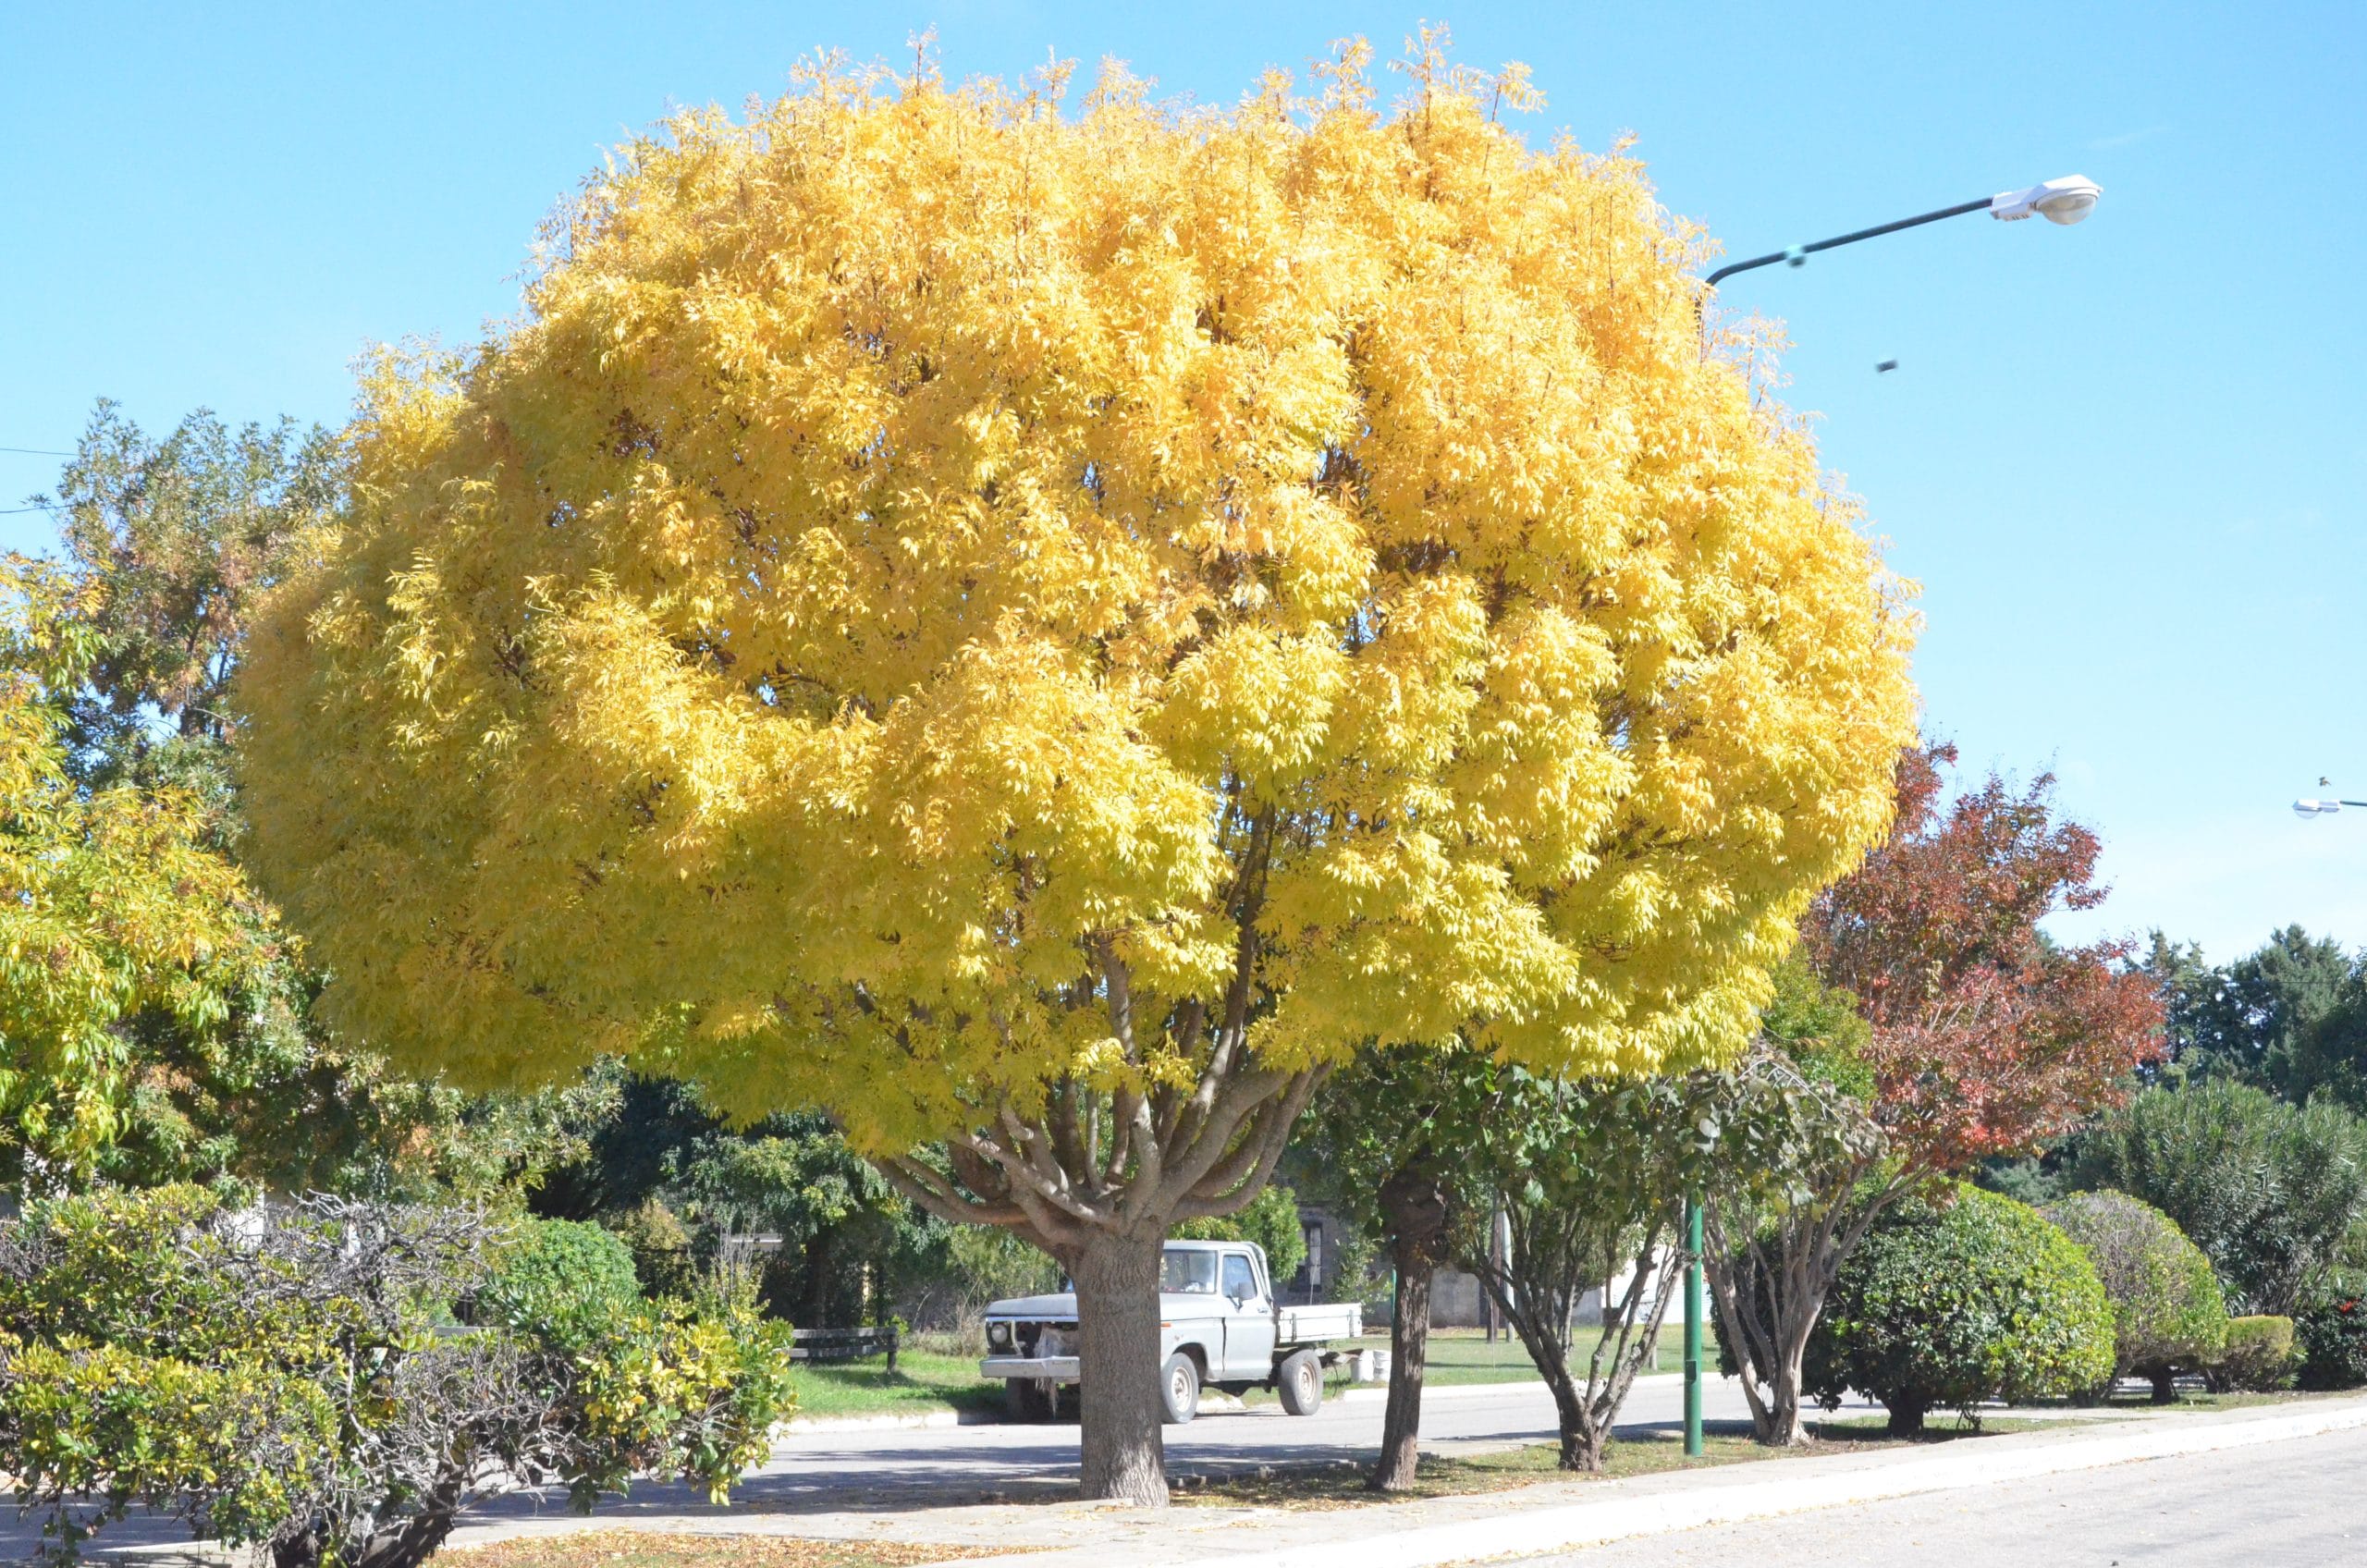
[[1684, 1195, 1704, 1456]]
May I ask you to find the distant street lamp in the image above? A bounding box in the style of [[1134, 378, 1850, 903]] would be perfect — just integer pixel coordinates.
[[1704, 175, 2103, 288], [2295, 799, 2367, 818]]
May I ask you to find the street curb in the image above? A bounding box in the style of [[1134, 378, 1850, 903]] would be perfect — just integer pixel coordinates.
[[1240, 1398, 2367, 1568]]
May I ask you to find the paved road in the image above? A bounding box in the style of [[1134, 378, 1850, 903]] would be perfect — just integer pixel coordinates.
[[471, 1371, 1769, 1524], [751, 1371, 1764, 1510], [1516, 1417, 2367, 1567], [6, 1372, 1767, 1557]]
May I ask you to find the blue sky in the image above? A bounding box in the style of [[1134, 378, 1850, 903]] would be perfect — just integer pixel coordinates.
[[3, 2, 2361, 961]]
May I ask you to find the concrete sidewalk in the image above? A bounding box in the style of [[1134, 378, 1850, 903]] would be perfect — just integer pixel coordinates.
[[433, 1393, 2367, 1567]]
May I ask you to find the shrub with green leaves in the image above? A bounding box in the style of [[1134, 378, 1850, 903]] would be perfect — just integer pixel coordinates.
[[2208, 1315, 2297, 1393], [2296, 1295, 2367, 1390], [1806, 1184, 2115, 1434], [1170, 1183, 1307, 1283], [473, 1217, 643, 1343], [2043, 1190, 2228, 1400], [0, 1184, 793, 1567]]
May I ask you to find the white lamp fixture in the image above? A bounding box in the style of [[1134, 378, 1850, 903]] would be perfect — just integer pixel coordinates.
[[1991, 176, 2103, 226], [2295, 800, 2344, 817]]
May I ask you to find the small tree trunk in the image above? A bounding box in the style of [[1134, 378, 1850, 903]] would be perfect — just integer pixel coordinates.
[[2150, 1367, 2177, 1403], [1558, 1421, 1608, 1473], [1760, 1332, 1811, 1447], [1885, 1399, 1927, 1437], [1370, 1162, 1452, 1493], [1070, 1231, 1168, 1507], [1372, 1254, 1433, 1490]]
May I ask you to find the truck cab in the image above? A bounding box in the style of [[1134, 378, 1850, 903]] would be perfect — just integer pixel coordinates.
[[980, 1238, 1361, 1424]]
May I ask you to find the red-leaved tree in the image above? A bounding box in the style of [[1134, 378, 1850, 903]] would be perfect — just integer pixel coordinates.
[[1704, 742, 2164, 1443]]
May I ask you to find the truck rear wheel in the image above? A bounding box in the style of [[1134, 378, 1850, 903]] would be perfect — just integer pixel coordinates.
[[1160, 1351, 1201, 1424], [1277, 1349, 1324, 1416]]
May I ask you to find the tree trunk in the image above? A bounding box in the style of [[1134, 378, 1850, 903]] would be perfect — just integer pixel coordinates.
[[1760, 1329, 1811, 1446], [2150, 1366, 2177, 1403], [1552, 1377, 1604, 1473], [1069, 1231, 1168, 1507], [1373, 1254, 1432, 1490], [1370, 1160, 1452, 1493], [1885, 1399, 1927, 1437]]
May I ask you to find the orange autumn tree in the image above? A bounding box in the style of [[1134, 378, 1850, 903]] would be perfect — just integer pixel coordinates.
[[1704, 742, 2164, 1445], [236, 41, 1917, 1501]]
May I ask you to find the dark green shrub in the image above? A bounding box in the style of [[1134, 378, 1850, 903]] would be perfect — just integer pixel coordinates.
[[475, 1217, 642, 1342], [2296, 1296, 2367, 1390], [1806, 1185, 2114, 1433], [2208, 1315, 2297, 1392], [2044, 1190, 2227, 1400]]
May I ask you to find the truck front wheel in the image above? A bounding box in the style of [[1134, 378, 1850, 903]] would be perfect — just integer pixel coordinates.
[[1277, 1349, 1324, 1416], [1160, 1352, 1201, 1424], [1006, 1378, 1053, 1422]]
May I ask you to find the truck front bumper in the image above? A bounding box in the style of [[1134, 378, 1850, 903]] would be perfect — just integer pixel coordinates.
[[980, 1355, 1081, 1382]]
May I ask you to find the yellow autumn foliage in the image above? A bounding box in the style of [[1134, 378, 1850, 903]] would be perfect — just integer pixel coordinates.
[[237, 46, 1916, 1155]]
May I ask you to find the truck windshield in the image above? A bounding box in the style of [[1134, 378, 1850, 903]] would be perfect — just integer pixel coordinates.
[[1161, 1248, 1219, 1293]]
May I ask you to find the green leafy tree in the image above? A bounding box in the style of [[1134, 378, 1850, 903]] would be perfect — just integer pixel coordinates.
[[1461, 1069, 1721, 1472], [1302, 1044, 1494, 1489], [0, 562, 272, 1187], [2072, 1079, 2367, 1314], [6, 406, 614, 1202], [1806, 1184, 2115, 1434], [1171, 1183, 1306, 1283]]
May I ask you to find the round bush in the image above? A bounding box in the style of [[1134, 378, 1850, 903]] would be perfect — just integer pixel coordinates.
[[476, 1218, 642, 1342], [2044, 1189, 2228, 1399], [1807, 1184, 2115, 1433]]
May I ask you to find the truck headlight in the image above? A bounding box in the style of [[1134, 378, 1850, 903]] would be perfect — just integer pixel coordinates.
[[987, 1321, 1012, 1352]]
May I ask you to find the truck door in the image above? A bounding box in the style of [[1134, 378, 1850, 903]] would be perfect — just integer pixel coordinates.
[[1220, 1248, 1277, 1379]]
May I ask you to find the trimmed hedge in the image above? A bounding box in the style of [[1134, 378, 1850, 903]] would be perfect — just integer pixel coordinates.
[[2209, 1315, 2297, 1393], [1807, 1184, 2115, 1433], [2044, 1190, 2228, 1400]]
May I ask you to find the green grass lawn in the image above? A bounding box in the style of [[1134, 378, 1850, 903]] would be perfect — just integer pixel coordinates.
[[790, 1327, 1669, 1422], [787, 1349, 1005, 1422]]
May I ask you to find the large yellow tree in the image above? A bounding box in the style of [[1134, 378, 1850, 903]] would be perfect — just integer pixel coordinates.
[[238, 43, 1916, 1502]]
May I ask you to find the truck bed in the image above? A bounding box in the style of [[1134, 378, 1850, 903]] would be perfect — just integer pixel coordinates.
[[1275, 1302, 1363, 1344]]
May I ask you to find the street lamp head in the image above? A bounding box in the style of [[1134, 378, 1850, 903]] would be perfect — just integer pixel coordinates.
[[2295, 799, 2344, 817], [1991, 176, 2103, 226]]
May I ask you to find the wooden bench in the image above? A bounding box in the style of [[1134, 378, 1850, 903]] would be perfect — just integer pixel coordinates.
[[790, 1325, 900, 1370]]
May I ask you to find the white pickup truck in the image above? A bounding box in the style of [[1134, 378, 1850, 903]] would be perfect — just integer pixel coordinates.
[[980, 1238, 1364, 1423]]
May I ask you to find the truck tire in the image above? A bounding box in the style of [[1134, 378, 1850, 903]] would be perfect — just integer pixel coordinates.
[[1277, 1349, 1324, 1416], [1160, 1351, 1201, 1424], [1006, 1378, 1052, 1422]]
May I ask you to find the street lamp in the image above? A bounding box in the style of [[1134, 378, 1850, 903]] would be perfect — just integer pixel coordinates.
[[2295, 799, 2367, 818], [1704, 175, 2103, 287], [1678, 170, 2102, 1463]]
